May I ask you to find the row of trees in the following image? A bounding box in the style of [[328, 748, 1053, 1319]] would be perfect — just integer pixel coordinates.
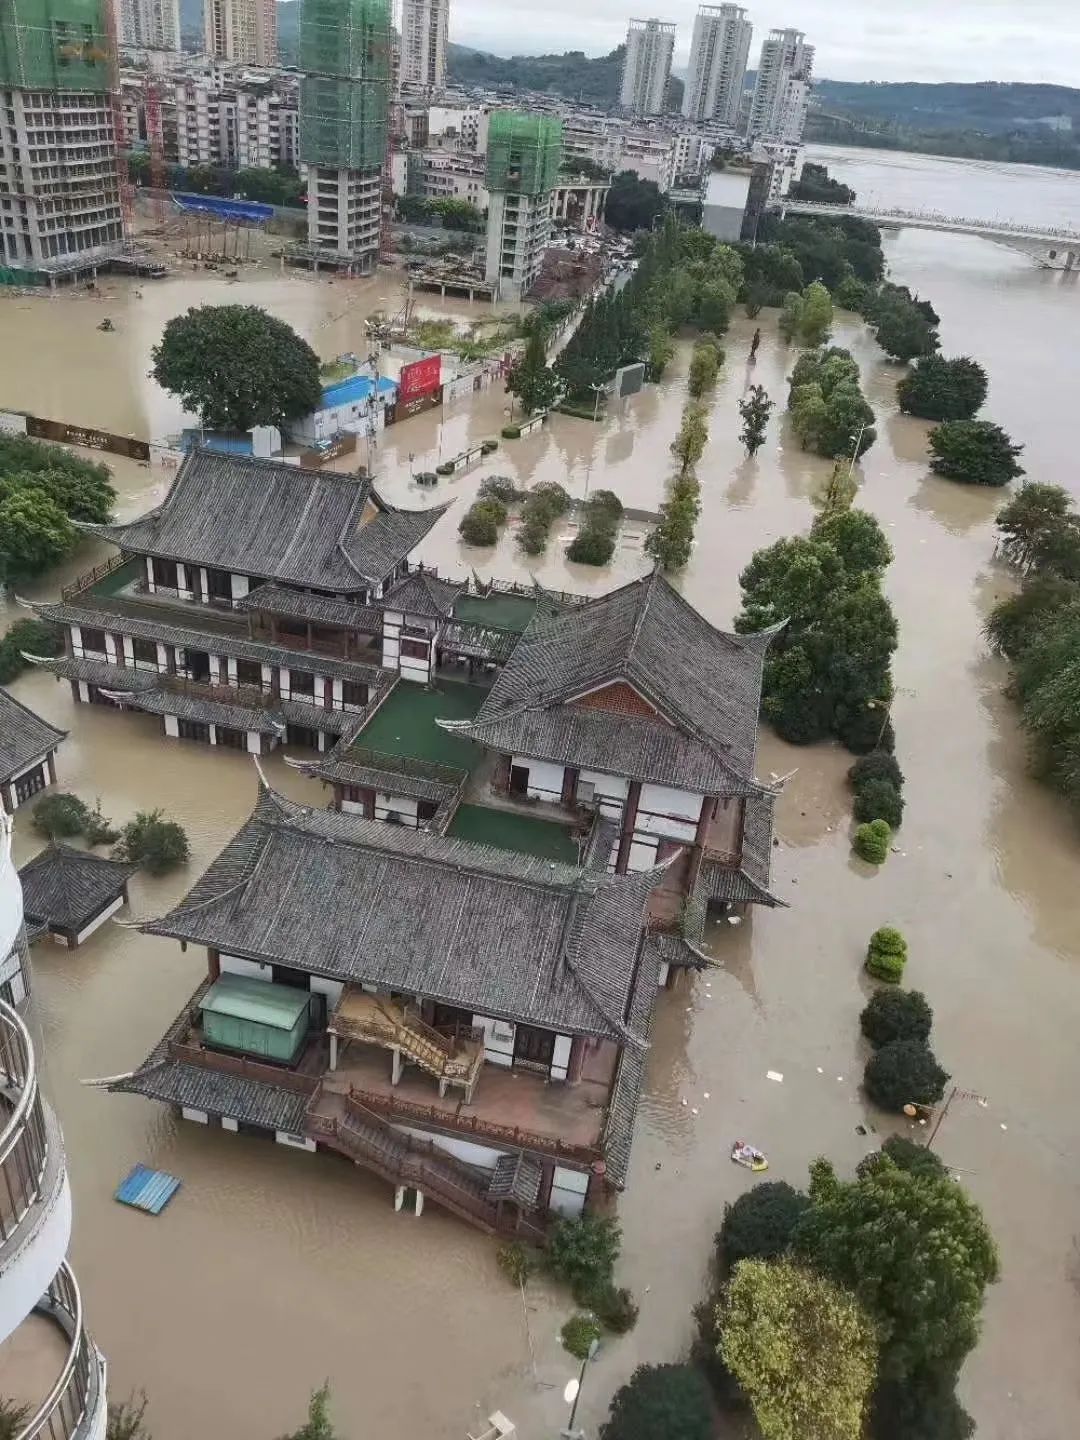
[[33, 792, 190, 874], [691, 1138, 998, 1440], [645, 400, 707, 572], [986, 484, 1080, 810], [0, 436, 116, 584], [394, 194, 485, 232], [126, 152, 306, 208]]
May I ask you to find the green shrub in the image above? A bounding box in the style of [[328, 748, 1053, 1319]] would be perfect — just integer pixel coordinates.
[[547, 1214, 620, 1298], [458, 500, 505, 546], [480, 438, 498, 453], [584, 1280, 639, 1334], [115, 809, 190, 875], [496, 1241, 534, 1288], [0, 618, 62, 684], [435, 461, 454, 475], [836, 706, 895, 755], [84, 799, 119, 847], [478, 474, 521, 504], [561, 1312, 602, 1359], [501, 424, 521, 439], [853, 777, 905, 828], [860, 988, 933, 1047], [849, 750, 904, 790], [516, 481, 570, 556], [864, 1040, 950, 1111], [567, 527, 616, 565], [33, 792, 90, 839], [866, 925, 908, 982], [928, 419, 1024, 487], [857, 1135, 948, 1180], [414, 470, 438, 486], [717, 1181, 811, 1269], [600, 1364, 714, 1440], [853, 819, 891, 864]]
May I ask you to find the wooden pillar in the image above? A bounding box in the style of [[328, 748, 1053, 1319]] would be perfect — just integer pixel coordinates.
[[584, 1160, 607, 1213], [207, 947, 221, 981], [614, 781, 642, 874], [46, 753, 57, 784], [560, 767, 579, 808], [567, 1034, 587, 1085], [305, 621, 313, 652]]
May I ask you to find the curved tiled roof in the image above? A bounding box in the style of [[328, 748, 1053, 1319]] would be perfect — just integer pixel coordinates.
[[0, 688, 66, 783], [19, 844, 134, 931]]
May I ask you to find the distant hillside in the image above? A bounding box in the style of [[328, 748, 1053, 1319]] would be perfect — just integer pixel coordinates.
[[448, 42, 683, 111], [809, 79, 1080, 170]]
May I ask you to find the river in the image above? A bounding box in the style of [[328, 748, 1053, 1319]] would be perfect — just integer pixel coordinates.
[[1, 147, 1079, 1439]]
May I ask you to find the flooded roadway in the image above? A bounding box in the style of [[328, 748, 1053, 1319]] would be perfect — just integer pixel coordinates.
[[2, 159, 1080, 1438]]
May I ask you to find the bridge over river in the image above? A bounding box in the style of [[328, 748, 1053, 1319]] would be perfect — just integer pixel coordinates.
[[777, 200, 1080, 268]]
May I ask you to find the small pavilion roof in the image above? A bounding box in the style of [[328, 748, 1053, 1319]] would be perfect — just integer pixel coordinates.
[[0, 688, 66, 784], [19, 844, 134, 932], [382, 571, 464, 619]]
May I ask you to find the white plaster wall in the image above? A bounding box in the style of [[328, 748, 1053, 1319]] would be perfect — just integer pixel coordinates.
[[512, 757, 564, 803], [221, 1116, 239, 1132], [246, 731, 262, 754], [628, 837, 660, 872], [310, 974, 344, 1010], [473, 1014, 515, 1067], [230, 574, 250, 600], [276, 1131, 316, 1152], [400, 656, 430, 684], [73, 893, 124, 946], [375, 793, 420, 826], [636, 783, 702, 841], [578, 770, 629, 818], [103, 633, 117, 664], [181, 1106, 209, 1123], [396, 1125, 502, 1172], [551, 1034, 572, 1082], [0, 819, 24, 975], [163, 714, 179, 738], [220, 954, 273, 981]]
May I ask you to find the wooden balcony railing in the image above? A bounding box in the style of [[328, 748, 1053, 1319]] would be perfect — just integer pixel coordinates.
[[168, 1038, 321, 1096], [60, 550, 127, 601], [344, 1083, 601, 1167]]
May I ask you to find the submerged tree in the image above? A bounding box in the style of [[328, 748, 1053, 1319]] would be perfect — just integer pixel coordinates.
[[719, 1258, 878, 1440], [928, 420, 1025, 487], [151, 305, 322, 432], [506, 329, 561, 415], [278, 1384, 338, 1440], [896, 355, 987, 422], [738, 385, 775, 456]]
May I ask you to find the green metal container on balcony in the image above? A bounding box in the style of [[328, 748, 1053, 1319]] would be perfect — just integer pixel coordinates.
[[199, 974, 311, 1065]]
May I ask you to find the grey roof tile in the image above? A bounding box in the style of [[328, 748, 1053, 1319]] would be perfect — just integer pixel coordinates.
[[0, 688, 66, 783], [85, 449, 446, 587], [18, 844, 134, 931], [140, 784, 656, 1041]]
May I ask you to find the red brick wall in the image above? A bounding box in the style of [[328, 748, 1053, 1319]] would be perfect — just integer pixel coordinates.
[[571, 681, 664, 721]]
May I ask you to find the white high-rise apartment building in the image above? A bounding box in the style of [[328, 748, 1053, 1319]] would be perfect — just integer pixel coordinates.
[[0, 810, 108, 1438], [204, 0, 278, 66], [682, 4, 752, 128], [620, 19, 676, 118], [119, 0, 181, 52], [400, 0, 449, 90], [747, 28, 814, 143]]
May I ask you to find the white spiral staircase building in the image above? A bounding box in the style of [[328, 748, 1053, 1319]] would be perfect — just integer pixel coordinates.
[[0, 809, 107, 1440]]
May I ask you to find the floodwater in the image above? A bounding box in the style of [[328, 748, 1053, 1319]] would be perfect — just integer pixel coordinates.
[[1, 148, 1080, 1438]]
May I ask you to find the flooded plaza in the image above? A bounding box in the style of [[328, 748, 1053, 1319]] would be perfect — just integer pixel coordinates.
[[1, 148, 1080, 1438]]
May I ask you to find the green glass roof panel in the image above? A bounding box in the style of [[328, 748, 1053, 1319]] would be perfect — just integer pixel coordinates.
[[200, 974, 310, 1029]]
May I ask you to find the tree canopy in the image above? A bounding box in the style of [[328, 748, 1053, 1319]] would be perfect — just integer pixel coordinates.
[[0, 436, 115, 581], [599, 1364, 712, 1440], [897, 355, 988, 421], [719, 1258, 878, 1440], [928, 420, 1025, 486], [787, 347, 877, 460], [151, 305, 323, 432], [506, 330, 561, 415], [604, 170, 667, 232], [794, 1156, 999, 1382]]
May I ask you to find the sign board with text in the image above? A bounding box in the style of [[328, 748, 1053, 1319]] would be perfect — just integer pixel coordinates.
[[398, 355, 442, 402]]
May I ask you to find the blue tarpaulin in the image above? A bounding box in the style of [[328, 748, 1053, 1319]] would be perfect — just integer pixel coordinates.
[[171, 192, 274, 225]]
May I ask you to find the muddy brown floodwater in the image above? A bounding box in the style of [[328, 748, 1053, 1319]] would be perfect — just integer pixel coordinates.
[[2, 154, 1080, 1438]]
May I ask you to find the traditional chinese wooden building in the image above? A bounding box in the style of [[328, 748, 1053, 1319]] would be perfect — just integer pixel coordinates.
[[435, 572, 785, 946], [0, 688, 66, 811], [112, 782, 660, 1234]]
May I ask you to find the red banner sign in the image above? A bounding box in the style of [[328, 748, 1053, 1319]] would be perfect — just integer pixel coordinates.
[[398, 354, 442, 402]]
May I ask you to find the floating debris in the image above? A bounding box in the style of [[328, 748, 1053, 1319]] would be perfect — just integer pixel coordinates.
[[766, 1070, 784, 1083]]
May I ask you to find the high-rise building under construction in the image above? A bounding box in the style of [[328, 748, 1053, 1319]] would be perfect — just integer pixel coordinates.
[[0, 0, 124, 284], [484, 111, 561, 302], [297, 0, 390, 272]]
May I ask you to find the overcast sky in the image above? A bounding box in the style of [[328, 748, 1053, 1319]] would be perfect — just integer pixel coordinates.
[[449, 0, 1080, 85]]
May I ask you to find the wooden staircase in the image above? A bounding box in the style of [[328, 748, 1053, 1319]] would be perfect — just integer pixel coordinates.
[[306, 1088, 546, 1239], [330, 991, 484, 1096]]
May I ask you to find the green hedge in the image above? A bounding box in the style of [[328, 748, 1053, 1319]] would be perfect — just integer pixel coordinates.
[[853, 819, 891, 865], [866, 925, 908, 983]]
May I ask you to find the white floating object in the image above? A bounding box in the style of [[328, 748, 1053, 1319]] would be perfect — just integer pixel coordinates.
[[837, 1076, 844, 1082], [767, 1070, 784, 1083], [727, 915, 742, 926], [703, 1092, 711, 1100], [691, 1107, 699, 1116], [681, 1098, 688, 1106], [816, 1067, 824, 1074], [1000, 1122, 1008, 1131]]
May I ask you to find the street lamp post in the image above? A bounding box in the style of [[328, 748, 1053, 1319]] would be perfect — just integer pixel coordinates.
[[560, 1338, 600, 1440]]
